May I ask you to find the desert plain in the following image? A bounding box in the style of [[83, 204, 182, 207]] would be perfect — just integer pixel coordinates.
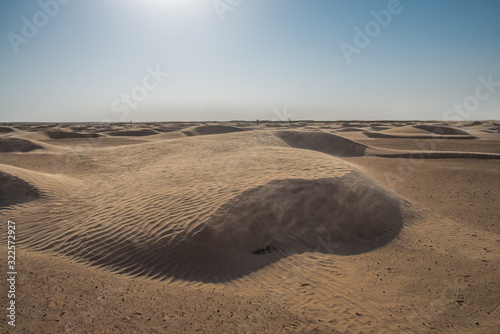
[[0, 120, 499, 333]]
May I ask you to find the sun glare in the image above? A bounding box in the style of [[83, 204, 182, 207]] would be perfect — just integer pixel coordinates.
[[141, 0, 202, 9], [125, 0, 210, 19]]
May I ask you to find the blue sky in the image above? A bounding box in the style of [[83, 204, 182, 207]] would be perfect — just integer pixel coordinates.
[[1, 0, 499, 122]]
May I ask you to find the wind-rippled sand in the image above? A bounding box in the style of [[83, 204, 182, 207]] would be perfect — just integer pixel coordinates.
[[0, 121, 499, 333]]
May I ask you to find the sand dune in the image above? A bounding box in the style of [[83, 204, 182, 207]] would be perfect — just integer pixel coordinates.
[[0, 126, 14, 133], [3, 129, 419, 283], [152, 127, 181, 132], [0, 170, 40, 206], [369, 125, 391, 131], [46, 130, 102, 139], [335, 127, 366, 132], [462, 121, 483, 127], [106, 129, 159, 136], [373, 150, 500, 160], [183, 125, 245, 136], [276, 130, 367, 157], [1, 121, 499, 333], [364, 124, 477, 139], [0, 137, 43, 152], [380, 125, 433, 134], [276, 129, 500, 160], [413, 124, 471, 135], [341, 122, 370, 128], [30, 169, 415, 283]]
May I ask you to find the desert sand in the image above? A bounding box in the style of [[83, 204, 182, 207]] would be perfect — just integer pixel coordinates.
[[0, 120, 499, 333]]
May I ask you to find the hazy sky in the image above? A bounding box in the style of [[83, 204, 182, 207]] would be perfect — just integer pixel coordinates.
[[1, 0, 499, 122]]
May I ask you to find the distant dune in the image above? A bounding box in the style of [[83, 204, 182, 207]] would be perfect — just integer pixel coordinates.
[[0, 137, 43, 152], [364, 124, 477, 139], [183, 125, 246, 136], [276, 130, 368, 157], [0, 126, 14, 133], [46, 130, 102, 139], [107, 129, 159, 136]]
